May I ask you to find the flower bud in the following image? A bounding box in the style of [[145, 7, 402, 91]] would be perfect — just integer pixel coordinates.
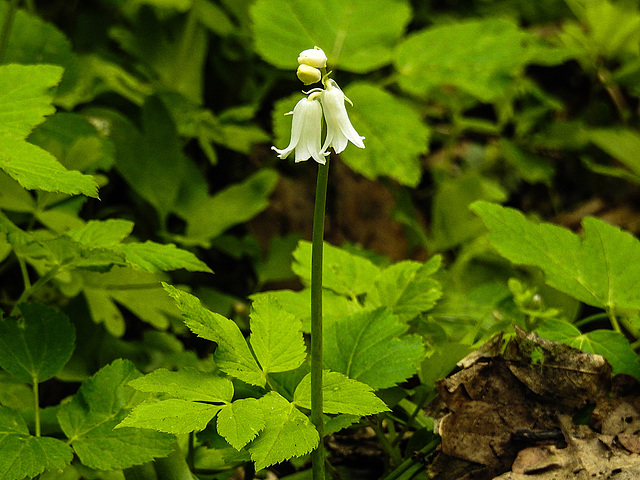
[[297, 47, 327, 68], [296, 64, 322, 85]]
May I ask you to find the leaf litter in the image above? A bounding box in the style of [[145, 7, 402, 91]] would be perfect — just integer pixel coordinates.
[[426, 327, 640, 480]]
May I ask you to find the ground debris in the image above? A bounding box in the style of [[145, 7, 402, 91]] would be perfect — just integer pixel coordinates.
[[426, 327, 640, 480]]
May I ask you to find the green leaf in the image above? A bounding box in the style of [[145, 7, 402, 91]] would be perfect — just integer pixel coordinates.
[[250, 295, 306, 375], [0, 132, 99, 198], [324, 308, 424, 389], [292, 241, 380, 298], [127, 368, 233, 403], [68, 219, 134, 248], [57, 359, 174, 470], [251, 0, 411, 73], [163, 284, 264, 386], [114, 241, 212, 273], [174, 168, 279, 247], [430, 173, 507, 251], [0, 64, 98, 198], [0, 303, 75, 384], [247, 392, 318, 471], [217, 398, 265, 450], [367, 257, 442, 321], [536, 319, 640, 380], [588, 128, 640, 179], [0, 406, 73, 480], [82, 268, 178, 337], [471, 201, 640, 311], [293, 370, 389, 415], [341, 82, 429, 187], [118, 399, 222, 434], [394, 19, 567, 101]]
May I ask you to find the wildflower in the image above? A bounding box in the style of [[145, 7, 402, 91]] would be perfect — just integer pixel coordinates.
[[297, 64, 322, 85], [272, 92, 327, 164], [320, 78, 365, 154], [298, 47, 327, 68]]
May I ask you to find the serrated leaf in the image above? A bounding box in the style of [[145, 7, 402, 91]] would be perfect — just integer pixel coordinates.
[[217, 398, 265, 450], [127, 368, 233, 403], [57, 359, 174, 470], [471, 201, 640, 311], [537, 319, 640, 380], [250, 295, 306, 374], [68, 219, 134, 248], [82, 268, 177, 337], [0, 303, 75, 384], [0, 132, 99, 198], [118, 399, 222, 434], [114, 241, 212, 273], [0, 406, 72, 480], [294, 370, 389, 415], [394, 19, 569, 101], [324, 308, 424, 389], [251, 0, 411, 73], [292, 241, 380, 298], [341, 82, 429, 187], [163, 284, 264, 386], [247, 392, 319, 471], [367, 256, 442, 321]]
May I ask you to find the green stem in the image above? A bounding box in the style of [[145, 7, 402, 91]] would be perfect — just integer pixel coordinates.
[[0, 0, 19, 63], [33, 379, 41, 437], [574, 312, 610, 328], [311, 158, 330, 480], [608, 306, 621, 333], [369, 418, 403, 467], [11, 264, 64, 316]]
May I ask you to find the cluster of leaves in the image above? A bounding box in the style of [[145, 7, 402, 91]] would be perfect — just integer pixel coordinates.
[[1, 0, 640, 479]]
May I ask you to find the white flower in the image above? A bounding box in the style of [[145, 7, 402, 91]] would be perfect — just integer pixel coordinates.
[[298, 47, 327, 68], [297, 64, 321, 85], [320, 79, 365, 154], [272, 93, 327, 165]]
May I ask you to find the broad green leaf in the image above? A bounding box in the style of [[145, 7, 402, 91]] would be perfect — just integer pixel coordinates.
[[537, 319, 640, 380], [0, 406, 73, 480], [174, 168, 279, 247], [588, 129, 640, 179], [118, 399, 222, 434], [0, 64, 63, 138], [419, 341, 475, 388], [68, 219, 134, 248], [471, 201, 640, 311], [114, 241, 212, 273], [82, 268, 178, 337], [324, 308, 424, 389], [127, 368, 233, 403], [341, 82, 429, 187], [250, 295, 306, 374], [163, 284, 264, 386], [367, 257, 442, 321], [0, 171, 35, 213], [292, 241, 380, 298], [430, 173, 507, 251], [57, 359, 174, 470], [251, 288, 362, 333], [394, 19, 568, 101], [251, 0, 411, 73], [217, 398, 265, 450], [293, 370, 389, 415], [0, 132, 99, 198], [0, 303, 75, 384], [247, 392, 319, 470]]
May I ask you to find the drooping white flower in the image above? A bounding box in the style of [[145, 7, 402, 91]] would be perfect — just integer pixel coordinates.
[[272, 93, 327, 164], [297, 64, 321, 85], [298, 47, 327, 68], [320, 79, 365, 154]]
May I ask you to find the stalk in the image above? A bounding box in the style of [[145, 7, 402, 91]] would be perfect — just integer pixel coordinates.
[[311, 158, 330, 480], [33, 379, 41, 437]]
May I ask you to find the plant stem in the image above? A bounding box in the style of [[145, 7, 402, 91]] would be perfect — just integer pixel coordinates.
[[33, 379, 41, 437], [0, 0, 19, 63], [311, 158, 330, 480]]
